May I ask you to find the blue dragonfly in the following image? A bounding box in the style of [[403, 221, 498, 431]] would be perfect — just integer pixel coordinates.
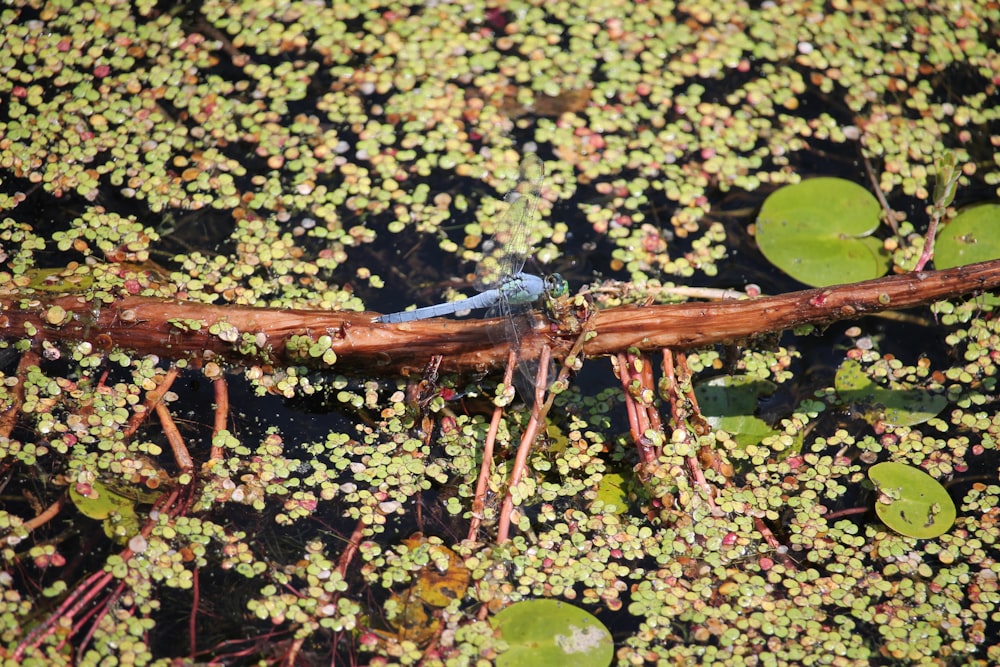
[[376, 154, 566, 401]]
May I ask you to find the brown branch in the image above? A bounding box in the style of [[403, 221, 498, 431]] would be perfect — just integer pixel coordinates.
[[3, 260, 999, 379]]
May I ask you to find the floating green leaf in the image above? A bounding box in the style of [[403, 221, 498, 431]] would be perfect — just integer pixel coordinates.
[[835, 359, 946, 426], [492, 600, 613, 667], [869, 462, 956, 538], [755, 178, 889, 286], [594, 472, 628, 514], [695, 376, 787, 450], [934, 203, 1000, 269], [69, 479, 142, 544], [69, 479, 137, 520]]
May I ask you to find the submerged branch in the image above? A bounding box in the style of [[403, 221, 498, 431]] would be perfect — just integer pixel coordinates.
[[3, 259, 1000, 378]]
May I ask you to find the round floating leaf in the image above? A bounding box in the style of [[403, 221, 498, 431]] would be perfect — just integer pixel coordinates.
[[696, 376, 781, 449], [934, 203, 1000, 269], [869, 462, 956, 538], [385, 590, 440, 644], [867, 387, 946, 427], [492, 600, 613, 667], [412, 544, 470, 608], [69, 479, 138, 520], [834, 358, 874, 394], [755, 177, 889, 286], [69, 479, 142, 544], [594, 472, 628, 514], [835, 359, 946, 426]]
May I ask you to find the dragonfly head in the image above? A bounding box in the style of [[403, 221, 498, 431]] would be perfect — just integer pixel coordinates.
[[543, 273, 568, 299]]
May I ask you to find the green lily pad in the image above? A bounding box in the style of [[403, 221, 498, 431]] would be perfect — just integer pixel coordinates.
[[869, 462, 956, 538], [934, 203, 1000, 269], [69, 479, 142, 543], [755, 177, 889, 286], [594, 472, 628, 514], [69, 479, 137, 520], [695, 376, 784, 449], [835, 359, 946, 426], [492, 600, 613, 667]]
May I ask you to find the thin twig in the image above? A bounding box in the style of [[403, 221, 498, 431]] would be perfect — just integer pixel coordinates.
[[614, 354, 641, 457], [190, 566, 200, 658], [913, 152, 961, 272], [639, 352, 663, 434], [675, 351, 730, 482], [616, 352, 657, 464], [74, 580, 128, 663], [861, 150, 898, 234]]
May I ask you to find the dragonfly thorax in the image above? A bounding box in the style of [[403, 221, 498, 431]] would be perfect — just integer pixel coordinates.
[[500, 273, 546, 306]]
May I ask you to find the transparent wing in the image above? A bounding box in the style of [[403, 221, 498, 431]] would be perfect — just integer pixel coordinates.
[[474, 153, 544, 290]]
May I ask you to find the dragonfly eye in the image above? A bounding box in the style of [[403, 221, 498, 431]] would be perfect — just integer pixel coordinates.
[[544, 273, 569, 298]]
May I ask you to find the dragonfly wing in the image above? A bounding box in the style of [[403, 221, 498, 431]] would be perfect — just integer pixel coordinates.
[[475, 153, 549, 408], [485, 295, 551, 409], [474, 154, 544, 291]]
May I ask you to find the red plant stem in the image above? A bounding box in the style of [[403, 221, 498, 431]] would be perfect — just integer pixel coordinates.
[[156, 400, 194, 474], [336, 518, 367, 579], [496, 347, 550, 544], [632, 350, 664, 462], [210, 376, 229, 461], [13, 569, 114, 659], [615, 352, 644, 463], [675, 351, 729, 480], [634, 351, 662, 463], [20, 496, 66, 534], [468, 349, 516, 541], [629, 354, 653, 439], [913, 207, 943, 272], [190, 566, 200, 658], [15, 488, 186, 659], [0, 350, 35, 441], [823, 505, 869, 521], [662, 350, 717, 510], [124, 365, 180, 438], [639, 351, 663, 435], [286, 636, 305, 667], [753, 516, 797, 569], [74, 580, 128, 663]]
